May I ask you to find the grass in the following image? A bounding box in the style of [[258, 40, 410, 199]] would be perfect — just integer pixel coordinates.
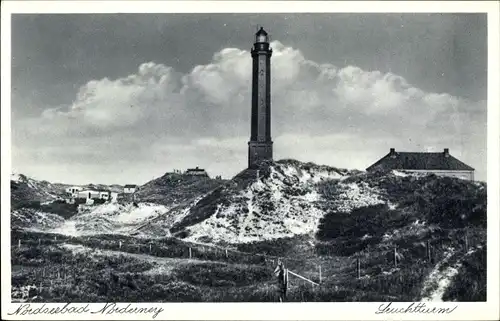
[[10, 169, 487, 302], [173, 262, 271, 287], [442, 244, 487, 301], [11, 239, 274, 302], [11, 227, 486, 302], [11, 229, 268, 266], [136, 173, 226, 206], [12, 199, 103, 220]]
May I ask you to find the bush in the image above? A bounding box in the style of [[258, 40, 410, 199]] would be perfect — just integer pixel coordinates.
[[316, 204, 409, 241], [141, 282, 203, 302], [203, 281, 279, 302], [376, 175, 487, 229], [174, 262, 271, 287], [39, 201, 79, 219], [443, 245, 486, 301]]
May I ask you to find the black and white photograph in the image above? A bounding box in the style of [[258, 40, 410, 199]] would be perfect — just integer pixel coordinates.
[[1, 1, 499, 320]]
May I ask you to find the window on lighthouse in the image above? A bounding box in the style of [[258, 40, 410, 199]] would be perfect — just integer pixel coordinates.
[[256, 28, 268, 43], [257, 33, 268, 43]]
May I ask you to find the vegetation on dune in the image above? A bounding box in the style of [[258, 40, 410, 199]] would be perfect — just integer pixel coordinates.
[[10, 161, 487, 302], [170, 186, 227, 234], [11, 225, 486, 302], [11, 229, 267, 266], [170, 168, 259, 235], [173, 262, 271, 287], [311, 173, 487, 303], [316, 172, 486, 258], [319, 172, 486, 229], [276, 159, 353, 176], [135, 172, 226, 206], [12, 244, 156, 302], [11, 239, 275, 302], [442, 244, 487, 301], [236, 235, 313, 257], [14, 200, 81, 220]]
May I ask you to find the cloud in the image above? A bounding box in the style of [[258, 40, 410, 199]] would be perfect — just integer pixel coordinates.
[[13, 41, 487, 184]]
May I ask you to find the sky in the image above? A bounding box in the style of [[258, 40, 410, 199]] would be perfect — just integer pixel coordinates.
[[11, 13, 487, 184]]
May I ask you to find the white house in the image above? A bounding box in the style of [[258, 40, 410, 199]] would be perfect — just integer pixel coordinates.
[[110, 192, 119, 203], [76, 189, 110, 200], [66, 186, 84, 197], [99, 191, 110, 200], [124, 185, 138, 194]]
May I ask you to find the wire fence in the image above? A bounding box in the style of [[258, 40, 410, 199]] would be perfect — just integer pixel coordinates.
[[12, 226, 484, 301]]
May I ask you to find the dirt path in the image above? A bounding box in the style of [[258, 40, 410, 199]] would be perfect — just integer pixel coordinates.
[[58, 243, 211, 275], [420, 246, 478, 302]]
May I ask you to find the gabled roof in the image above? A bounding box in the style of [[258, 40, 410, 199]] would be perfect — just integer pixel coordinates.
[[124, 184, 138, 188], [186, 167, 206, 172], [366, 149, 474, 171]]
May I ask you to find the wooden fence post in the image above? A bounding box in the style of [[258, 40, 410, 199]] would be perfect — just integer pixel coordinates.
[[394, 247, 397, 268], [149, 244, 152, 253], [189, 247, 192, 259], [357, 257, 361, 279], [427, 240, 432, 263], [465, 230, 469, 252], [38, 238, 41, 246], [319, 265, 322, 284], [18, 239, 21, 249], [225, 248, 228, 258], [284, 268, 288, 302], [119, 241, 122, 249], [54, 236, 57, 241]]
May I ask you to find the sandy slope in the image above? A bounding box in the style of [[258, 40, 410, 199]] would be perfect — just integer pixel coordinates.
[[420, 246, 479, 302], [182, 161, 385, 243], [46, 203, 172, 237]]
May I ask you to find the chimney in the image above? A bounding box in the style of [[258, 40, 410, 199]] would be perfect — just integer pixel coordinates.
[[389, 148, 397, 158], [444, 148, 450, 157]]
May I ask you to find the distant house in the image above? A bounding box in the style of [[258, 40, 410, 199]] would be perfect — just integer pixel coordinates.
[[110, 192, 119, 202], [366, 148, 475, 180], [185, 166, 209, 177], [66, 186, 84, 197], [124, 185, 138, 194], [76, 189, 110, 200]]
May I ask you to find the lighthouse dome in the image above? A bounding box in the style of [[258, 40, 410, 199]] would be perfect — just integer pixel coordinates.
[[255, 27, 269, 43]]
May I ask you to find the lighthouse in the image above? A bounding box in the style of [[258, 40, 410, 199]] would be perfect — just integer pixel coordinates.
[[248, 27, 273, 169]]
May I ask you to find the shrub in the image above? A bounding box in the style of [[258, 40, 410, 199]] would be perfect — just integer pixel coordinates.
[[442, 245, 486, 301], [316, 204, 409, 241], [38, 201, 79, 219], [174, 262, 271, 287], [204, 281, 278, 302], [141, 282, 203, 302]]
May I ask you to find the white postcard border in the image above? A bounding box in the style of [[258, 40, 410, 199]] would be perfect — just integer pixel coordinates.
[[1, 1, 499, 320]]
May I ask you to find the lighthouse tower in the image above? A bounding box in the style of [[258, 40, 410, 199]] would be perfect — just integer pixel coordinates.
[[248, 27, 273, 169]]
